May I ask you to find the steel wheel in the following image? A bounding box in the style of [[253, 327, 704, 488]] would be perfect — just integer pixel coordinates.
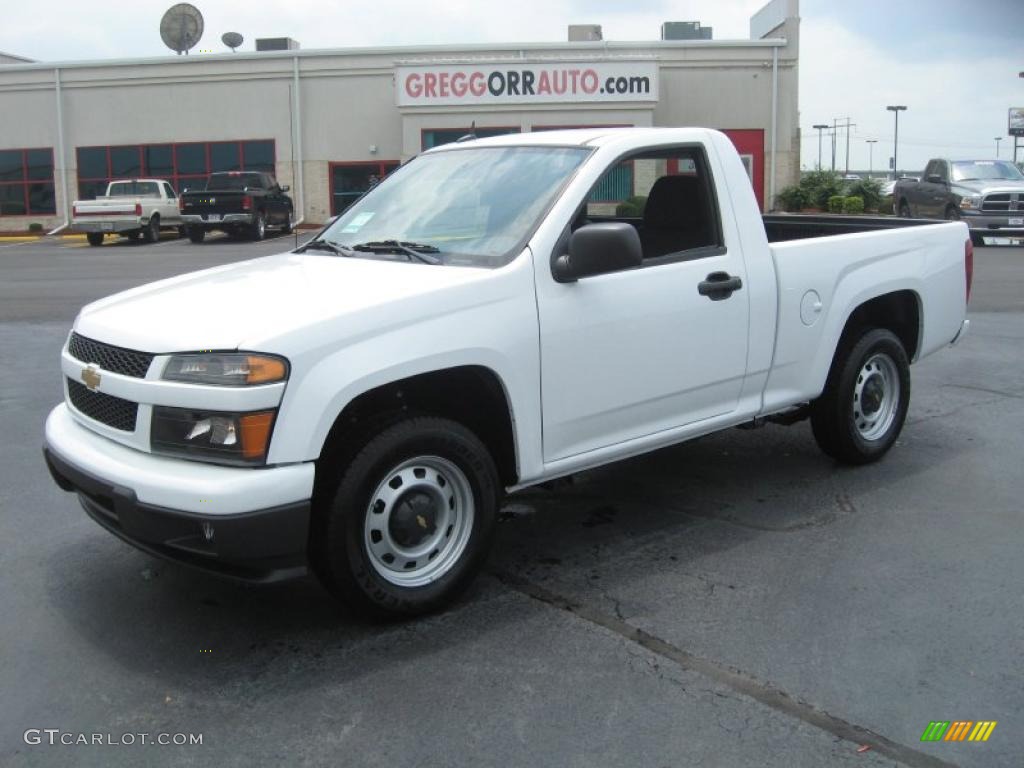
[[852, 353, 900, 441], [363, 455, 475, 587]]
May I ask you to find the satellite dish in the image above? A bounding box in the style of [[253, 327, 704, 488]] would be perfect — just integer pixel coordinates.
[[160, 3, 204, 56], [221, 32, 244, 52]]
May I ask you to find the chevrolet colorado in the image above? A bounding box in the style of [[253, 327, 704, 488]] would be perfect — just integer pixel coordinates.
[[44, 128, 972, 617]]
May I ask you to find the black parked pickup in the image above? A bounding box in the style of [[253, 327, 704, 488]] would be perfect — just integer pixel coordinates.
[[179, 171, 294, 242]]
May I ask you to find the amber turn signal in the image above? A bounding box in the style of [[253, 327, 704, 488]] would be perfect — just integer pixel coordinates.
[[239, 411, 276, 460]]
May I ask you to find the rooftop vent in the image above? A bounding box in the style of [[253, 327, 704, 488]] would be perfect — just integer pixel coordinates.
[[661, 21, 712, 40], [568, 25, 602, 42], [255, 37, 300, 52]]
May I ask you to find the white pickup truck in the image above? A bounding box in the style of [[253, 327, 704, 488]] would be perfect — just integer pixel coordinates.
[[72, 179, 183, 246], [44, 128, 972, 617]]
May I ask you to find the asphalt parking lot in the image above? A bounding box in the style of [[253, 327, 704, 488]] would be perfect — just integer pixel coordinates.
[[1, 234, 1022, 767]]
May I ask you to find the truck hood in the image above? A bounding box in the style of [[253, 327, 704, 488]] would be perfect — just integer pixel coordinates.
[[953, 179, 1024, 195], [74, 252, 492, 353]]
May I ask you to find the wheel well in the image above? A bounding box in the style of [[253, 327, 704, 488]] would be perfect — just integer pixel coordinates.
[[838, 290, 921, 362], [314, 366, 518, 501]]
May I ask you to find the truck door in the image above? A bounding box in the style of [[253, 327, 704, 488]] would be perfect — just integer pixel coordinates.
[[534, 145, 750, 462], [919, 160, 946, 217]]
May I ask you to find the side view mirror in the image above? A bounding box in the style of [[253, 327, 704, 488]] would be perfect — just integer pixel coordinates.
[[280, 185, 290, 192], [926, 174, 945, 185], [552, 222, 643, 283]]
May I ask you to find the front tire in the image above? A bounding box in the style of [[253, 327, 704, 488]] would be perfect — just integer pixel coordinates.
[[811, 328, 911, 465], [898, 200, 911, 218], [313, 417, 500, 618]]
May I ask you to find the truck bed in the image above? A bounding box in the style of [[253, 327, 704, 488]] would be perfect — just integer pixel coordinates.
[[762, 214, 939, 243]]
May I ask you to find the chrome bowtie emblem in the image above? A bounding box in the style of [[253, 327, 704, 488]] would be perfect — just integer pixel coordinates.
[[201, 522, 215, 542], [80, 364, 101, 391]]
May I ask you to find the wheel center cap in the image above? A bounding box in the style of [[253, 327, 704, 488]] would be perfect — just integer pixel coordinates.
[[862, 376, 884, 416], [388, 490, 438, 548]]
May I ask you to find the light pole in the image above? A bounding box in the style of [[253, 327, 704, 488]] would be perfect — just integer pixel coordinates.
[[994, 137, 1002, 157], [812, 124, 829, 169], [886, 105, 907, 179], [866, 139, 878, 177]]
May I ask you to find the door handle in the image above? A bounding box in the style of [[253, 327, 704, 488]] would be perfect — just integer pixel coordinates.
[[697, 272, 743, 301]]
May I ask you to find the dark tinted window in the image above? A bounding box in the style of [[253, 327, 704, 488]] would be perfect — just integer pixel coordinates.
[[205, 172, 265, 191], [175, 144, 206, 175], [77, 147, 108, 179], [421, 127, 520, 150], [0, 150, 24, 181], [210, 142, 241, 172], [0, 184, 26, 215], [26, 149, 53, 181], [110, 146, 141, 177], [242, 141, 275, 172], [144, 145, 173, 177], [27, 183, 56, 214]]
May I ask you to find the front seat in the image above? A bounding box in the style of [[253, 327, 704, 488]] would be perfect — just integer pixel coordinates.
[[641, 175, 713, 259]]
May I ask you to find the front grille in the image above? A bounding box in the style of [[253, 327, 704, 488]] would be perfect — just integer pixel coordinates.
[[68, 333, 154, 379], [67, 378, 138, 432], [981, 193, 1022, 213]]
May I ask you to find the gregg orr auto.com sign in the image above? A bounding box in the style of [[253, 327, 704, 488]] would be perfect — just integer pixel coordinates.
[[396, 62, 658, 106]]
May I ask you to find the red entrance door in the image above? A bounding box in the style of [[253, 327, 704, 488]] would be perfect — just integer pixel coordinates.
[[720, 129, 765, 211]]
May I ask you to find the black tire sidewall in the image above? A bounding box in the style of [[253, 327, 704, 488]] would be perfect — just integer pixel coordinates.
[[320, 418, 499, 617], [823, 328, 911, 463]]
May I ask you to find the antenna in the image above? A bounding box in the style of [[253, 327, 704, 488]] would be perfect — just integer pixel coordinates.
[[221, 32, 243, 52], [160, 3, 204, 56], [456, 121, 478, 143]]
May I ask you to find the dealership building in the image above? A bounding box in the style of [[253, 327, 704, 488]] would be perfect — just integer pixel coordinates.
[[0, 0, 799, 233]]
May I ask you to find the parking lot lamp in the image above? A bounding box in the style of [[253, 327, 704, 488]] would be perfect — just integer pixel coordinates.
[[812, 124, 829, 169], [994, 137, 1002, 157], [886, 105, 907, 179], [866, 139, 877, 177]]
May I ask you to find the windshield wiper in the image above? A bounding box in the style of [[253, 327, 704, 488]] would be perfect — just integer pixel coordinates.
[[352, 240, 441, 265], [294, 238, 355, 257]]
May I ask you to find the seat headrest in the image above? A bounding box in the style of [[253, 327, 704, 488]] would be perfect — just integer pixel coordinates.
[[643, 175, 704, 230]]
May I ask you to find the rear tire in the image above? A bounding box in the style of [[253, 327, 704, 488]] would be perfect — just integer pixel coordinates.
[[142, 214, 160, 243], [281, 212, 293, 235], [250, 211, 266, 241], [312, 416, 500, 618], [811, 328, 911, 465], [970, 232, 985, 247], [86, 232, 103, 247], [187, 227, 205, 244]]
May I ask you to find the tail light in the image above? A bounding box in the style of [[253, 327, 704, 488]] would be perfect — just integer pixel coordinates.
[[964, 238, 974, 304], [178, 196, 185, 212], [241, 195, 253, 211], [134, 202, 142, 216]]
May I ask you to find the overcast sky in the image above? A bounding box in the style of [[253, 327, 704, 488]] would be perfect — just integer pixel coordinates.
[[2, 0, 1022, 173]]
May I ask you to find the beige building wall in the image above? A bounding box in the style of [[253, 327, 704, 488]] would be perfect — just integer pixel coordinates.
[[0, 1, 799, 231]]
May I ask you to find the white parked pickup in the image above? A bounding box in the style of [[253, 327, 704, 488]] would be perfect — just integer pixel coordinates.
[[44, 128, 972, 617], [72, 179, 183, 246]]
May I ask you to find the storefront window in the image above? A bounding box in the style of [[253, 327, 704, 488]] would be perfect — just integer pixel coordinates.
[[330, 161, 400, 215], [76, 140, 276, 199], [421, 127, 520, 150], [0, 147, 55, 216]]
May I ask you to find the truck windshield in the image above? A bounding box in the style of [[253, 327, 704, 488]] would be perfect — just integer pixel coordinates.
[[319, 146, 591, 268], [206, 173, 266, 191], [951, 161, 1024, 182], [107, 181, 160, 197]]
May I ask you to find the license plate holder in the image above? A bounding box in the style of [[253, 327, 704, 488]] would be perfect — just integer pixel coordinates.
[[100, 223, 114, 231], [1008, 217, 1023, 226]]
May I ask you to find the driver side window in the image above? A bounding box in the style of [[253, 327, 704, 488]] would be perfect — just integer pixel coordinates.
[[581, 147, 723, 261]]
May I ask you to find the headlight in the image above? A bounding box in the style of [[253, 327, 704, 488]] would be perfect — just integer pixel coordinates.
[[162, 353, 288, 386], [151, 407, 277, 465], [960, 195, 982, 210]]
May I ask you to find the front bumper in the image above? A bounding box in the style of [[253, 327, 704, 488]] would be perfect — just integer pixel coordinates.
[[181, 213, 254, 227], [44, 404, 315, 582], [960, 212, 1024, 236]]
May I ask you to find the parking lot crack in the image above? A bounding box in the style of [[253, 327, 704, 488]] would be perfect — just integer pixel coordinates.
[[492, 570, 960, 768]]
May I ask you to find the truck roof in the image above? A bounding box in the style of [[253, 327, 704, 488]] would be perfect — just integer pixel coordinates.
[[427, 126, 722, 152]]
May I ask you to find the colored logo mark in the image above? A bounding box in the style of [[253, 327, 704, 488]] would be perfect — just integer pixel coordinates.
[[921, 721, 997, 742]]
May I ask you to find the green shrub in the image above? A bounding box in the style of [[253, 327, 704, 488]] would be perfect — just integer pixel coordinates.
[[775, 184, 808, 212], [844, 178, 882, 211], [828, 195, 846, 213], [842, 196, 865, 214], [615, 196, 647, 217], [800, 170, 844, 209], [28, 222, 43, 233]]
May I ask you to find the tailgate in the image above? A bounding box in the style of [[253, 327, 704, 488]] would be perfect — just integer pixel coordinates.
[[73, 198, 140, 218], [180, 192, 249, 215]]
